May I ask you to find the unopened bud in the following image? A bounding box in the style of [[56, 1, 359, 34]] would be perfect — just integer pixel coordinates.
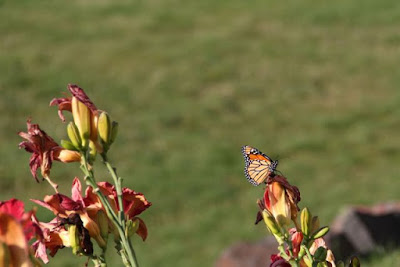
[[301, 207, 312, 236], [54, 148, 81, 163], [126, 219, 140, 238], [89, 140, 97, 163], [336, 261, 345, 267], [68, 225, 80, 255], [71, 97, 91, 148], [262, 210, 281, 236], [67, 122, 82, 149], [311, 226, 329, 240], [349, 256, 360, 267], [97, 210, 109, 242], [98, 112, 111, 149], [311, 216, 320, 234], [313, 246, 327, 262], [61, 140, 77, 151], [110, 121, 118, 145]]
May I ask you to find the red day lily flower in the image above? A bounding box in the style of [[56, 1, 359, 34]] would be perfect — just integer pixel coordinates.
[[0, 199, 45, 265], [84, 182, 152, 241], [270, 254, 291, 267], [18, 120, 80, 190], [31, 178, 106, 249]]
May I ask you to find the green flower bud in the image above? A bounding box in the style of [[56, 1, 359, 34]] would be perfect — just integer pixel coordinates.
[[96, 210, 109, 242], [349, 256, 360, 267], [68, 225, 80, 255], [313, 246, 327, 262], [98, 112, 111, 150], [336, 260, 345, 267], [67, 122, 82, 149], [126, 219, 140, 238], [61, 140, 78, 151], [311, 226, 329, 240], [301, 207, 312, 236], [262, 210, 281, 236], [71, 97, 91, 148], [311, 216, 320, 234], [88, 140, 97, 163], [110, 121, 119, 145]]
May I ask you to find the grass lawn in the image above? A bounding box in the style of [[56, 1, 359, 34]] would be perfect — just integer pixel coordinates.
[[1, 0, 400, 266]]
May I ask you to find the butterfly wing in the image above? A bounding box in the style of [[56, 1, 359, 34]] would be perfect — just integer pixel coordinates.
[[242, 145, 277, 186]]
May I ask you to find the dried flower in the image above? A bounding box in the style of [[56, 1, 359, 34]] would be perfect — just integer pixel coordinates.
[[18, 120, 80, 190]]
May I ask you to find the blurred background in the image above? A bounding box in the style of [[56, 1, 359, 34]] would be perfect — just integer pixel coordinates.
[[1, 0, 400, 266]]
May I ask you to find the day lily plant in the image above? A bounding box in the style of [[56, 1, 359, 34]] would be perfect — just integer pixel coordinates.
[[6, 84, 151, 266], [255, 175, 360, 267]]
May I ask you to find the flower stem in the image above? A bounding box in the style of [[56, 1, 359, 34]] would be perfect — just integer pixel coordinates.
[[80, 155, 138, 267]]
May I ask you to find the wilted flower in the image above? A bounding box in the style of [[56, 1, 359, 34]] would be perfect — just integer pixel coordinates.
[[262, 175, 301, 228], [18, 120, 80, 190], [84, 182, 152, 241], [31, 178, 106, 250]]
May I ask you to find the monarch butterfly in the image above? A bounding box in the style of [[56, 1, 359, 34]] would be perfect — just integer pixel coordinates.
[[241, 145, 279, 186]]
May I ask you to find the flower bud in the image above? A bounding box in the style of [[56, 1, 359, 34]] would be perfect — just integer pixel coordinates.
[[301, 207, 312, 236], [98, 112, 111, 149], [336, 261, 345, 267], [54, 149, 81, 163], [71, 97, 91, 148], [126, 218, 140, 238], [67, 122, 82, 149], [110, 121, 118, 145], [350, 256, 360, 267], [96, 210, 109, 242], [68, 225, 80, 255], [262, 210, 281, 237], [313, 246, 327, 262], [61, 140, 77, 151], [88, 140, 97, 163], [311, 226, 329, 240], [311, 216, 320, 234]]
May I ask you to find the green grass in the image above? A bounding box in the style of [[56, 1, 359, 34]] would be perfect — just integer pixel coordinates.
[[1, 0, 400, 266]]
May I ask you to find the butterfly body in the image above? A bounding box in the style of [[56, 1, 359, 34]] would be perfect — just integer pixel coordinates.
[[241, 145, 278, 186]]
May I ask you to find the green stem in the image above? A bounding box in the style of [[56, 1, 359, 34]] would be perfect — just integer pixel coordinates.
[[101, 154, 125, 226], [80, 155, 138, 267], [101, 153, 139, 267]]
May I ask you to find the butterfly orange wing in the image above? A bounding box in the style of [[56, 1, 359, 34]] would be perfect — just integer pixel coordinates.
[[242, 145, 277, 186]]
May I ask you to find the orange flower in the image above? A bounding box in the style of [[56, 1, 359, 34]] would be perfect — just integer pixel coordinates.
[[0, 199, 44, 265], [84, 182, 152, 241], [18, 120, 80, 189], [263, 176, 301, 228]]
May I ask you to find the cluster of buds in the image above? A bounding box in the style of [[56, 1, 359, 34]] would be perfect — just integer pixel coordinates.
[[51, 84, 118, 161], [12, 84, 151, 267], [256, 175, 360, 267]]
